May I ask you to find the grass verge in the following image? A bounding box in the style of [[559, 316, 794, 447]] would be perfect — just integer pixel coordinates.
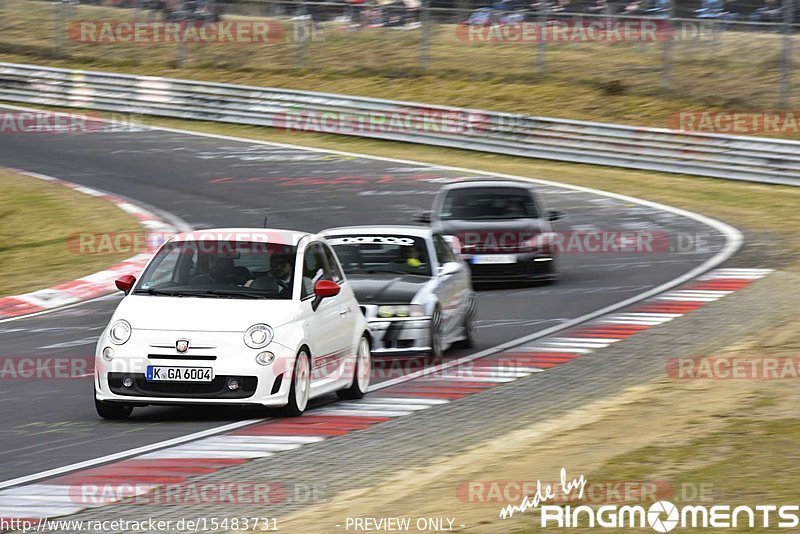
[[0, 168, 143, 297], [266, 301, 800, 534]]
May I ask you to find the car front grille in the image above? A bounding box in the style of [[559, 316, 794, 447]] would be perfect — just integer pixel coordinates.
[[108, 373, 258, 399]]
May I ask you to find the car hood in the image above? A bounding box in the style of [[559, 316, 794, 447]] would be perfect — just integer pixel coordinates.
[[347, 274, 430, 305], [112, 295, 300, 332]]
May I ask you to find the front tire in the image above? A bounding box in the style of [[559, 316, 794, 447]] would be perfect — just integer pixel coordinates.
[[283, 350, 311, 417], [454, 298, 477, 349], [429, 306, 445, 359], [95, 398, 133, 420], [337, 335, 371, 400]]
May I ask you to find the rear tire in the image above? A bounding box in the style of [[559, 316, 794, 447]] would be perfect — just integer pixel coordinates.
[[95, 398, 133, 420], [282, 350, 311, 417], [337, 335, 371, 400]]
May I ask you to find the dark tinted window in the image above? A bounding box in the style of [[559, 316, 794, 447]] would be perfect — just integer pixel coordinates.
[[301, 243, 334, 299], [135, 240, 296, 300], [322, 243, 344, 283], [328, 234, 432, 277], [441, 187, 538, 220]]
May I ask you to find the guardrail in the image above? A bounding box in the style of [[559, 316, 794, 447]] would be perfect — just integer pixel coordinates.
[[0, 62, 797, 186]]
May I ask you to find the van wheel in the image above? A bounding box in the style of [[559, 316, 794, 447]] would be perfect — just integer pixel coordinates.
[[338, 335, 371, 400]]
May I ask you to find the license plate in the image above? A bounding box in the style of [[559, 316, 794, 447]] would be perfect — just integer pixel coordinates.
[[146, 366, 213, 382], [471, 254, 517, 265]]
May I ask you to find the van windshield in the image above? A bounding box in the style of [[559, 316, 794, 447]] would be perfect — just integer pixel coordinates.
[[441, 188, 538, 220]]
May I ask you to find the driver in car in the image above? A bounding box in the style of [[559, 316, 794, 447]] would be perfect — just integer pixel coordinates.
[[268, 253, 293, 290], [244, 252, 294, 294]]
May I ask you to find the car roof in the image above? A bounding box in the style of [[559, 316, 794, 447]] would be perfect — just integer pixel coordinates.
[[169, 228, 313, 246], [322, 225, 434, 239], [440, 180, 532, 191]]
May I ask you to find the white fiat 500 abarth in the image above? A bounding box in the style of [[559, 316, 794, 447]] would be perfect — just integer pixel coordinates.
[[94, 229, 372, 419]]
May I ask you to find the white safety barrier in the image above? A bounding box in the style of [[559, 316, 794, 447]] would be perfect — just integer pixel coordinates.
[[0, 62, 797, 186]]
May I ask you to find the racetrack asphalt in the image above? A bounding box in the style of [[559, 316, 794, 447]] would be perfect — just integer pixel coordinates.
[[0, 119, 728, 482]]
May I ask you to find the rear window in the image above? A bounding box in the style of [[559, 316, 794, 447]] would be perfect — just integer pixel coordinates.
[[441, 188, 538, 220], [327, 235, 432, 277]]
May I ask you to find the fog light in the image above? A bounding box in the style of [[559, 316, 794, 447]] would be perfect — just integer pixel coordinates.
[[122, 376, 134, 388], [255, 351, 275, 366], [227, 378, 240, 391], [102, 347, 114, 361]]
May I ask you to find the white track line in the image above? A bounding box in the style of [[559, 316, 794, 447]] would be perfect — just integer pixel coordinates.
[[0, 419, 262, 491]]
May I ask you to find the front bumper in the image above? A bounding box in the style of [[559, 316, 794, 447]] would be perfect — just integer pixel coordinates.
[[365, 316, 433, 355], [463, 253, 556, 281], [94, 329, 295, 407]]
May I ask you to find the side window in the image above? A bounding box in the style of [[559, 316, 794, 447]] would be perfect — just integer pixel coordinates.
[[433, 235, 456, 264], [301, 243, 334, 299], [322, 244, 344, 283]]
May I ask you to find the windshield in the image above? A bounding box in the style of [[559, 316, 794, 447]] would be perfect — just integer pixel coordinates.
[[441, 187, 539, 220], [327, 235, 432, 277], [134, 240, 297, 299]]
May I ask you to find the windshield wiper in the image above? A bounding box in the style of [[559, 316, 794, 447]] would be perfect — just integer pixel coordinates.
[[132, 288, 187, 297], [180, 289, 265, 299]]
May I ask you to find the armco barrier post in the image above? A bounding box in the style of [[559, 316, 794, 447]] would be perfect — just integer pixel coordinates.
[[296, 6, 310, 69], [537, 0, 548, 75], [661, 0, 674, 91], [779, 0, 794, 108], [176, 22, 186, 68], [54, 0, 65, 58], [419, 0, 431, 69]]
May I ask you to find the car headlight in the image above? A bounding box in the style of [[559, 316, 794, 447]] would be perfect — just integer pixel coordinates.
[[108, 320, 132, 345], [377, 304, 425, 318], [244, 324, 274, 349]]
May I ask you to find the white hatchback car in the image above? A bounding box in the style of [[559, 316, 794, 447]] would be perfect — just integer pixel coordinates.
[[94, 229, 372, 419]]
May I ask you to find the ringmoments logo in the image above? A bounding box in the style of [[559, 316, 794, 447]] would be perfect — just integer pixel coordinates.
[[500, 468, 800, 531]]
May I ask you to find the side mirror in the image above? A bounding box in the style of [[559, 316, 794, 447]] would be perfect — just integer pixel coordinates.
[[438, 262, 461, 277], [443, 235, 461, 255], [312, 279, 341, 311], [115, 275, 136, 295], [413, 211, 432, 224], [548, 210, 564, 222], [314, 279, 341, 298]]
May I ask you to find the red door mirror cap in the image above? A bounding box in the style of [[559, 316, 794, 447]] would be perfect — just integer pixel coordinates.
[[115, 274, 137, 294], [314, 279, 341, 298]]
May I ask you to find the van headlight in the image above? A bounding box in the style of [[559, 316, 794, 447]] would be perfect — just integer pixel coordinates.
[[377, 304, 425, 318], [244, 324, 273, 349], [108, 320, 132, 345]]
